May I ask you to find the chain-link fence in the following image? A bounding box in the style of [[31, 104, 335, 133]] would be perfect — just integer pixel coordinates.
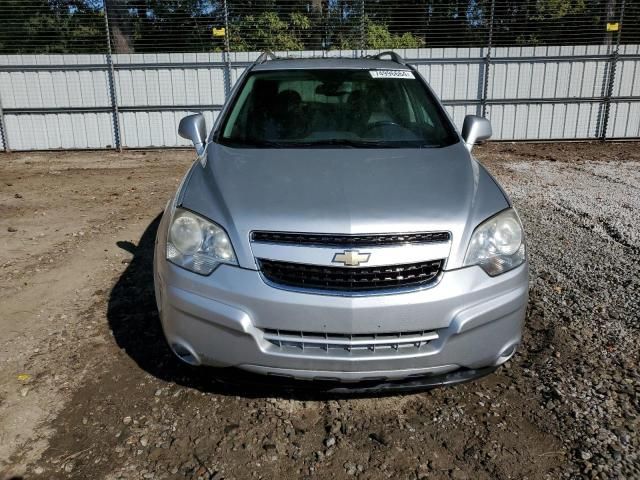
[[0, 1, 639, 150]]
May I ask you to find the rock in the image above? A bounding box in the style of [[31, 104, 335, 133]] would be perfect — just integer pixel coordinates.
[[7, 227, 17, 232], [416, 463, 431, 479], [324, 436, 336, 448], [451, 469, 469, 480], [344, 461, 357, 476], [224, 423, 239, 434], [140, 437, 149, 447], [369, 432, 388, 446], [123, 416, 132, 425], [330, 420, 342, 435]]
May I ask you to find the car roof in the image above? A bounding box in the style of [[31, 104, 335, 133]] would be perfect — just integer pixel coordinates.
[[251, 57, 412, 72]]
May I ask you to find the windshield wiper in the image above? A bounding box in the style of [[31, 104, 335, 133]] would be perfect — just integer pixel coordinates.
[[294, 139, 395, 148], [299, 139, 448, 148], [226, 139, 365, 148], [299, 139, 361, 148], [220, 139, 295, 148], [419, 143, 450, 148]]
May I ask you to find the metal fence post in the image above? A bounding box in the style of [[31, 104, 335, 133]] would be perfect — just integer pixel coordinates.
[[359, 0, 366, 55], [481, 0, 495, 118], [103, 2, 123, 151], [0, 94, 9, 152], [223, 0, 232, 100], [600, 0, 625, 141]]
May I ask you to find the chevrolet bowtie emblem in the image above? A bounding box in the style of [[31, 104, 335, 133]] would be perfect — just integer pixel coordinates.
[[332, 250, 371, 267]]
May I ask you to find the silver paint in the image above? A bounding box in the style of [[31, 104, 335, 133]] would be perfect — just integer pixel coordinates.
[[154, 56, 528, 383]]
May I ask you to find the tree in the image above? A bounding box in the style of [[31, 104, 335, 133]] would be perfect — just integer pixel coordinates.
[[0, 0, 105, 53], [229, 11, 310, 51], [1, 0, 639, 54], [339, 18, 425, 49], [105, 0, 226, 53]]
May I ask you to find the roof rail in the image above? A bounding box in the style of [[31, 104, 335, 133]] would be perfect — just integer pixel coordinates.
[[369, 51, 406, 65], [248, 50, 278, 70]]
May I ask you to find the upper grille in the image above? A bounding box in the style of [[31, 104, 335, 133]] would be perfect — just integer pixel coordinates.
[[251, 231, 450, 247], [258, 258, 443, 293]]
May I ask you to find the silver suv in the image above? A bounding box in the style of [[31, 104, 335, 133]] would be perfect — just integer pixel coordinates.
[[153, 52, 528, 390]]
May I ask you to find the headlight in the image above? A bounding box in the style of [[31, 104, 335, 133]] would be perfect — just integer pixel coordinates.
[[463, 208, 525, 276], [166, 208, 237, 275]]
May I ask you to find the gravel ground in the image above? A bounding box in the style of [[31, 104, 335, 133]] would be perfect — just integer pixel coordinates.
[[0, 142, 638, 480]]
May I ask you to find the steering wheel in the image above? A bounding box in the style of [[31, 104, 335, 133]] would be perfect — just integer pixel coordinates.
[[365, 120, 403, 132]]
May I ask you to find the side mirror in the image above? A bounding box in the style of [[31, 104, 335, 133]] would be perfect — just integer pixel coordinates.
[[461, 115, 492, 151], [178, 113, 207, 157]]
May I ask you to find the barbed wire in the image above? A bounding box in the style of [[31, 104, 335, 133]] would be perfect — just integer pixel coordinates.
[[0, 0, 636, 54]]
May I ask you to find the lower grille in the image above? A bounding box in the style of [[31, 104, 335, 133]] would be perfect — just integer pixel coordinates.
[[258, 258, 443, 293], [262, 328, 438, 354]]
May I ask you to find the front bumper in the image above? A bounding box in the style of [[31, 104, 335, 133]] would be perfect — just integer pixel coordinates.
[[154, 247, 528, 383], [202, 364, 499, 395]]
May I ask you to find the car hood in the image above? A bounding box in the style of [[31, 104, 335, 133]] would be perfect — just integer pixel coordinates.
[[180, 142, 509, 270]]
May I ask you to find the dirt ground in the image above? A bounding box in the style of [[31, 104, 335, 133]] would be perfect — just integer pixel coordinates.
[[0, 143, 638, 480]]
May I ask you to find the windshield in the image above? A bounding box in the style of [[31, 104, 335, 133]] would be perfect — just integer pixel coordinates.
[[218, 69, 458, 148]]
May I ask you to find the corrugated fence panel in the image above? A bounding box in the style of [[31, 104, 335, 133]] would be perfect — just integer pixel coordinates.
[[119, 110, 220, 149], [488, 102, 603, 141], [487, 45, 611, 140], [405, 47, 485, 131], [0, 54, 110, 108], [615, 45, 640, 97], [608, 102, 640, 138], [1, 46, 639, 150], [4, 112, 114, 150], [0, 54, 115, 150], [113, 52, 226, 148], [607, 45, 640, 139]]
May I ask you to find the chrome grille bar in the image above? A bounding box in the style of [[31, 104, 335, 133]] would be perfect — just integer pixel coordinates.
[[263, 331, 439, 347], [262, 328, 439, 354], [252, 231, 451, 247]]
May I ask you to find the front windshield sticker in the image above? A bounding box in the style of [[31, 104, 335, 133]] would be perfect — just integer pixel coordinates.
[[369, 70, 415, 79]]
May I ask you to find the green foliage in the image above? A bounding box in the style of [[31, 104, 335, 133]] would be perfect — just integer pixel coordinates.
[[532, 0, 587, 20], [338, 18, 424, 50], [230, 11, 310, 51], [0, 0, 639, 54], [0, 0, 105, 53], [364, 20, 425, 49]]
